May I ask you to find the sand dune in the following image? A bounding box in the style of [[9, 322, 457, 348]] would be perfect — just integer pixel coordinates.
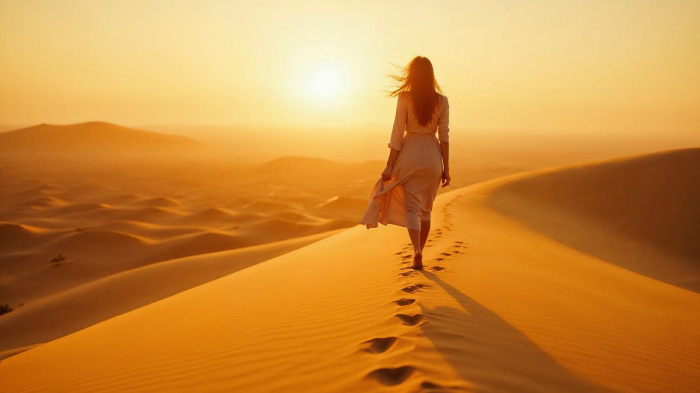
[[19, 196, 68, 209], [105, 193, 145, 204], [8, 184, 60, 199], [0, 210, 351, 308], [177, 207, 265, 226], [0, 230, 342, 360], [243, 216, 355, 240], [142, 231, 255, 264], [134, 196, 183, 208], [1, 149, 697, 392], [109, 206, 187, 223], [51, 202, 116, 216], [240, 199, 298, 213], [0, 147, 380, 342], [46, 229, 155, 255], [256, 156, 344, 177], [86, 220, 198, 239], [310, 195, 369, 221], [0, 122, 206, 155], [489, 147, 700, 292], [271, 210, 323, 224], [0, 223, 61, 251]]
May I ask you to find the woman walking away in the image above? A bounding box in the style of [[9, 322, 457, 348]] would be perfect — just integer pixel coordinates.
[[360, 56, 451, 270]]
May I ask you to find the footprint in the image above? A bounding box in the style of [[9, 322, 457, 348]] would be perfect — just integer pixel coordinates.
[[367, 366, 415, 386], [395, 298, 415, 306], [430, 266, 445, 271], [400, 283, 426, 293], [394, 251, 403, 255], [434, 258, 444, 262], [396, 314, 424, 326], [398, 271, 415, 277], [421, 381, 444, 389], [440, 252, 451, 256], [362, 337, 397, 354], [401, 255, 413, 261]]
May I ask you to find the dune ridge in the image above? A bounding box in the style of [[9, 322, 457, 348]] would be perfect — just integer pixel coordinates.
[[0, 122, 205, 154], [0, 176, 365, 309], [488, 147, 700, 292], [1, 149, 698, 392], [0, 229, 342, 359]]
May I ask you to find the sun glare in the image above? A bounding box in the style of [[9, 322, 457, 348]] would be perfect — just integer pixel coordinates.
[[301, 63, 348, 106], [311, 69, 340, 98]]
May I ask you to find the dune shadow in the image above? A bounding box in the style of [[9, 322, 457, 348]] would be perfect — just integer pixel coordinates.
[[485, 149, 700, 294], [417, 270, 611, 393]]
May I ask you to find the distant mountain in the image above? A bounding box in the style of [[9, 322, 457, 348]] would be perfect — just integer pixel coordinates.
[[0, 122, 206, 154]]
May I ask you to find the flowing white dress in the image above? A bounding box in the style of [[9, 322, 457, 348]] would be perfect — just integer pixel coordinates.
[[360, 91, 449, 231]]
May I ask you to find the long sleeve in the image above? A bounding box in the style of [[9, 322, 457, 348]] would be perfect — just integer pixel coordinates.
[[437, 96, 449, 143], [388, 94, 407, 151]]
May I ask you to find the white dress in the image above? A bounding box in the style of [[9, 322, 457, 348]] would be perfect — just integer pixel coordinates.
[[360, 91, 449, 231]]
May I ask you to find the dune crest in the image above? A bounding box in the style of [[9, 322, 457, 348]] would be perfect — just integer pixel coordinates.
[[0, 122, 205, 155], [489, 148, 700, 292]]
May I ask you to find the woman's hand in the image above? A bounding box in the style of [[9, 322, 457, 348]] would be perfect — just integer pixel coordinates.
[[381, 165, 393, 181], [441, 169, 451, 187]]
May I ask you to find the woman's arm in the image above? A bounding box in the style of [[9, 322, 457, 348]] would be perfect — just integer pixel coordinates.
[[382, 94, 407, 181], [438, 96, 450, 187], [382, 148, 399, 180], [440, 142, 450, 187]]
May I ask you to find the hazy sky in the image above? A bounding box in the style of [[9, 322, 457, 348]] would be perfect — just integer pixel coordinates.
[[1, 0, 698, 135]]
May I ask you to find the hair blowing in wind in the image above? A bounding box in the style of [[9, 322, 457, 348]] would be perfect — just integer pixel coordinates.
[[386, 56, 444, 126]]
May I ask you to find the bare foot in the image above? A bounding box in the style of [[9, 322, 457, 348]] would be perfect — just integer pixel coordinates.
[[412, 252, 423, 270]]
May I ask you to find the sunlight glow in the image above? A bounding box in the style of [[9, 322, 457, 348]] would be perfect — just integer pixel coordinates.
[[302, 63, 348, 106], [1, 1, 698, 134], [310, 68, 340, 98]]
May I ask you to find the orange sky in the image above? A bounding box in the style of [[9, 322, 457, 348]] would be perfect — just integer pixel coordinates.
[[1, 0, 698, 136]]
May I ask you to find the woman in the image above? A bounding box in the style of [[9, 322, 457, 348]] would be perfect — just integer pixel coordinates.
[[360, 56, 451, 270]]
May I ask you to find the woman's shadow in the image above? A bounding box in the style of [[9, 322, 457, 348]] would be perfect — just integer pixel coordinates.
[[417, 270, 610, 393]]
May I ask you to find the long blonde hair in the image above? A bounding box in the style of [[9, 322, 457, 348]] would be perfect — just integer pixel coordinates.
[[386, 56, 444, 126]]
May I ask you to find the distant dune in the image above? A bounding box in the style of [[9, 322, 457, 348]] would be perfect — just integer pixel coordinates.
[[0, 121, 207, 155], [255, 156, 381, 182], [0, 148, 382, 352]]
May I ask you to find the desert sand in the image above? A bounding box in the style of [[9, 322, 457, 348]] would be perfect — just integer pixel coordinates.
[[1, 140, 698, 392], [0, 123, 369, 358]]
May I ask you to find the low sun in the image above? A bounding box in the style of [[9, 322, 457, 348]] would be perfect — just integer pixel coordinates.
[[310, 69, 340, 98], [302, 63, 347, 105]]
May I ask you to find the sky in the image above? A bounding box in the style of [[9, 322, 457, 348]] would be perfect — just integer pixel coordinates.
[[1, 0, 699, 136]]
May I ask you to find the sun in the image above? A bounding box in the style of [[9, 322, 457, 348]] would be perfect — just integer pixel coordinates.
[[285, 52, 357, 109], [310, 68, 340, 98], [302, 63, 348, 105]]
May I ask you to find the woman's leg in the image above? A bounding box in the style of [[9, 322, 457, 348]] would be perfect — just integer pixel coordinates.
[[407, 228, 423, 269], [408, 228, 421, 255], [420, 219, 431, 252]]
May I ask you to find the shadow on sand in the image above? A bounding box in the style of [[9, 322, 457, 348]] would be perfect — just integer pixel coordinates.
[[417, 270, 611, 393]]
